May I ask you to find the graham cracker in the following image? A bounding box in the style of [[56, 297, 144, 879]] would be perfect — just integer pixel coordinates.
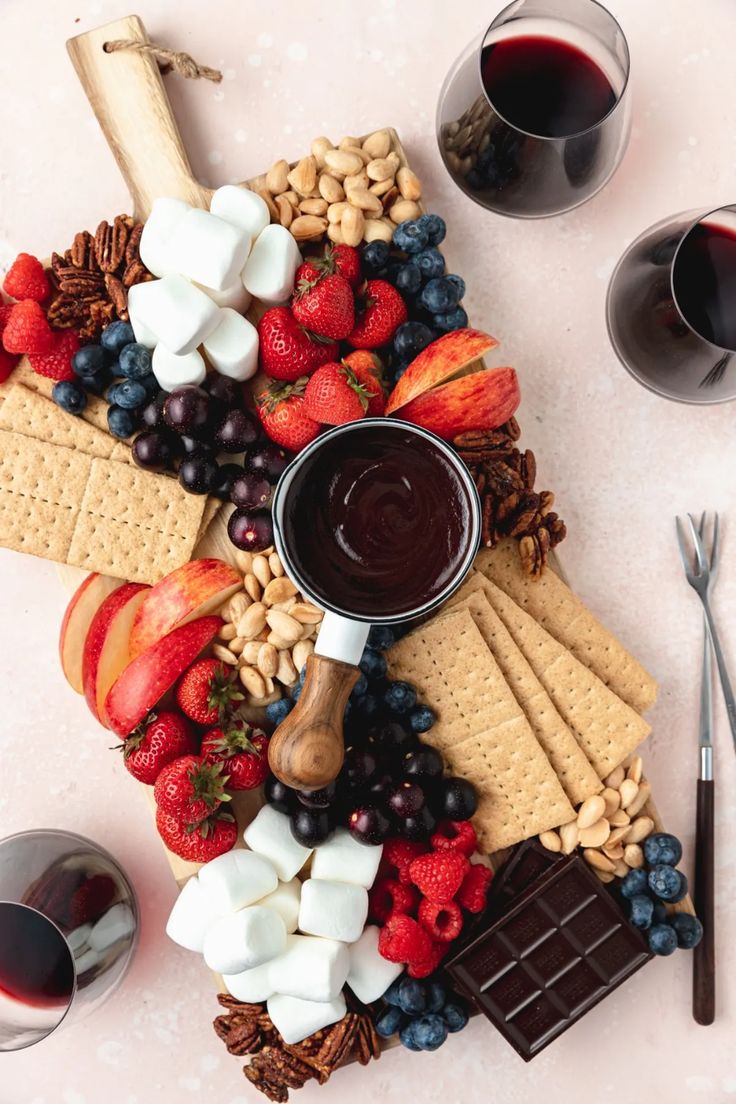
[[442, 581, 602, 805], [476, 539, 657, 714], [0, 359, 115, 436], [479, 576, 651, 779], [0, 383, 119, 460], [387, 607, 574, 852], [197, 496, 223, 545]]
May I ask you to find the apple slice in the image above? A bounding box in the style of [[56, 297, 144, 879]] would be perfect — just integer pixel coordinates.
[[59, 573, 124, 694], [104, 616, 223, 738], [385, 328, 498, 415], [129, 558, 242, 658], [82, 582, 151, 726], [394, 367, 520, 440]]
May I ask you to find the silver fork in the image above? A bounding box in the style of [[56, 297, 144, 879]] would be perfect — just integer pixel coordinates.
[[676, 512, 736, 751]]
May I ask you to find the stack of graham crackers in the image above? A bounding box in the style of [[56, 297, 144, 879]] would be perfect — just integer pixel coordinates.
[[0, 375, 220, 583], [387, 540, 657, 854]]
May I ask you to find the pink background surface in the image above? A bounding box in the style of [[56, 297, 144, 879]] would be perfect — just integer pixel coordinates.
[[1, 1, 736, 1101]]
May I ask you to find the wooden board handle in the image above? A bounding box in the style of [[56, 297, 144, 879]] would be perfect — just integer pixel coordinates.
[[268, 654, 359, 790], [693, 777, 715, 1025], [67, 15, 207, 219]]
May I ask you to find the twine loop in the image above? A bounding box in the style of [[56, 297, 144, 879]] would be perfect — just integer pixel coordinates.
[[103, 39, 222, 82]]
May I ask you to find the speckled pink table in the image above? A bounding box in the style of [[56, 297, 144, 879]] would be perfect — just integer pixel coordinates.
[[1, 1, 735, 1101]]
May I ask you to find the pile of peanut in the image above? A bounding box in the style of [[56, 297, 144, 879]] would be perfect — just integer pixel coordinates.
[[256, 131, 423, 247], [214, 548, 323, 707], [539, 755, 654, 884]]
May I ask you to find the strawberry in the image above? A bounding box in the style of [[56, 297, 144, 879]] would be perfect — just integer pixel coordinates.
[[417, 898, 464, 943], [382, 838, 429, 885], [201, 724, 270, 791], [430, 819, 478, 858], [67, 874, 117, 928], [378, 913, 433, 964], [156, 806, 237, 862], [368, 877, 419, 924], [258, 306, 338, 382], [0, 347, 17, 384], [342, 350, 386, 415], [292, 273, 355, 341], [153, 754, 231, 826], [409, 851, 470, 904], [175, 658, 244, 726], [121, 711, 198, 785], [257, 379, 322, 451], [407, 940, 448, 978], [3, 253, 50, 303], [348, 279, 408, 349], [303, 362, 372, 425], [28, 330, 80, 382], [297, 244, 361, 289], [456, 862, 493, 914], [2, 300, 54, 355]]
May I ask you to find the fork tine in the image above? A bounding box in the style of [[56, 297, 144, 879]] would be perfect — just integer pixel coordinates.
[[675, 516, 693, 576], [711, 512, 720, 574], [698, 511, 707, 539], [688, 513, 708, 574]]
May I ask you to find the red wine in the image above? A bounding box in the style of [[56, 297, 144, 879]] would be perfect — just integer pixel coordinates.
[[0, 903, 74, 1009], [673, 222, 736, 350], [481, 35, 616, 138]]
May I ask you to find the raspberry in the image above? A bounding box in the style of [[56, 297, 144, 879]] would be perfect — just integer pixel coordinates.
[[0, 303, 15, 334], [0, 347, 17, 384], [382, 838, 429, 885], [28, 330, 80, 381], [2, 300, 53, 355], [3, 254, 50, 303], [431, 819, 478, 857], [407, 941, 447, 979], [418, 898, 464, 943], [456, 862, 494, 914], [378, 913, 432, 965], [369, 877, 419, 924], [409, 851, 469, 904]]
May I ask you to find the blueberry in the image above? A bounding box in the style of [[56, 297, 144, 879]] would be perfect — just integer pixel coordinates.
[[652, 901, 668, 925], [72, 343, 107, 378], [669, 912, 704, 949], [399, 1021, 422, 1051], [359, 648, 387, 680], [420, 277, 461, 314], [394, 262, 422, 295], [411, 1013, 448, 1051], [648, 923, 678, 956], [83, 368, 113, 396], [648, 865, 688, 903], [351, 672, 369, 698], [425, 982, 446, 1014], [620, 868, 649, 899], [408, 704, 436, 733], [383, 977, 404, 1007], [110, 379, 148, 410], [265, 698, 294, 726], [445, 274, 466, 299], [629, 894, 655, 930], [393, 321, 435, 361], [384, 680, 417, 714], [100, 320, 135, 354], [141, 372, 161, 396], [396, 977, 426, 1015], [643, 833, 683, 867], [367, 625, 395, 651], [107, 404, 137, 439], [433, 307, 468, 333], [362, 240, 391, 274], [393, 219, 430, 254], [442, 1001, 469, 1033], [415, 247, 446, 280], [375, 1005, 405, 1039], [416, 213, 446, 246], [354, 692, 381, 720], [118, 342, 153, 380], [51, 380, 87, 415]]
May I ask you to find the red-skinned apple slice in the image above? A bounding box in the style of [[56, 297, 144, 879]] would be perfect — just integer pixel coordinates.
[[385, 328, 498, 415], [82, 582, 151, 726], [129, 558, 242, 658], [393, 366, 520, 440], [104, 616, 223, 738], [59, 572, 123, 694]]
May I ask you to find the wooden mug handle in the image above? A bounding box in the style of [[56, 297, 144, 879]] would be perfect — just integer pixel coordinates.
[[268, 654, 359, 790]]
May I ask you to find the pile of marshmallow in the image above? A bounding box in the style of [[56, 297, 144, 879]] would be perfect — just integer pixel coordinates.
[[166, 805, 402, 1045], [128, 187, 302, 392]]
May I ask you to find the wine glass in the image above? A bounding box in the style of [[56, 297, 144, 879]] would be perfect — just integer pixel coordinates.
[[0, 829, 138, 1051], [606, 205, 736, 403], [436, 0, 631, 218]]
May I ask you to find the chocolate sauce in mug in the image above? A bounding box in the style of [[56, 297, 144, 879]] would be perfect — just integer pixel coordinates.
[[282, 425, 474, 618]]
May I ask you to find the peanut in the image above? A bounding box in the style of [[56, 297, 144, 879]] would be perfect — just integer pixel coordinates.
[[229, 637, 245, 655], [219, 622, 237, 642], [257, 643, 279, 679], [344, 170, 370, 194], [380, 186, 399, 213], [601, 786, 621, 817], [239, 665, 266, 699], [319, 174, 345, 203], [626, 781, 652, 817], [289, 602, 323, 624], [241, 641, 262, 666], [608, 809, 631, 828], [624, 815, 654, 845], [291, 639, 314, 674], [275, 194, 293, 228], [327, 201, 349, 224], [362, 129, 391, 159], [594, 869, 615, 884], [268, 552, 284, 578], [311, 136, 333, 169], [623, 844, 644, 868], [327, 223, 345, 244], [389, 198, 422, 223], [604, 825, 630, 850], [363, 218, 394, 243], [604, 765, 625, 789], [583, 849, 616, 873], [366, 157, 395, 182], [342, 205, 365, 247], [619, 778, 639, 809], [577, 794, 606, 829], [369, 177, 397, 197], [290, 215, 328, 241], [396, 166, 422, 201], [347, 188, 383, 215], [559, 820, 579, 854], [252, 555, 272, 589], [237, 602, 267, 640], [287, 155, 317, 196], [212, 643, 238, 666], [626, 755, 643, 784], [244, 573, 261, 602], [603, 844, 624, 861], [282, 190, 300, 209], [612, 858, 630, 878], [262, 577, 297, 607], [339, 135, 362, 151], [578, 818, 611, 848], [343, 144, 372, 165], [266, 610, 302, 646], [226, 592, 250, 624], [539, 830, 562, 853], [276, 649, 299, 686], [257, 189, 278, 222], [299, 197, 328, 217], [234, 550, 253, 574], [324, 148, 364, 176], [266, 159, 290, 195]]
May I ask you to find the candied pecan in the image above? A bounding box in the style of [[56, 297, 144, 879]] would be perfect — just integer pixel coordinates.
[[47, 296, 87, 329], [70, 230, 95, 269], [125, 222, 143, 265], [520, 448, 536, 490], [104, 273, 128, 318], [58, 271, 106, 296], [122, 259, 149, 288]]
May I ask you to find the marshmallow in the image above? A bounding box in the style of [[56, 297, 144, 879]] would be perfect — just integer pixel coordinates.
[[257, 878, 301, 934], [88, 903, 136, 953], [152, 344, 206, 391], [267, 993, 346, 1046], [127, 276, 220, 356], [198, 850, 278, 915], [346, 925, 403, 1005], [128, 299, 158, 349], [222, 960, 275, 1003], [269, 935, 349, 1003], [311, 827, 383, 889], [242, 224, 301, 305], [298, 879, 368, 944], [202, 308, 259, 381], [243, 806, 312, 882], [139, 197, 191, 277], [170, 208, 251, 291], [165, 876, 221, 953], [203, 906, 286, 976], [211, 184, 270, 240], [196, 280, 252, 313]]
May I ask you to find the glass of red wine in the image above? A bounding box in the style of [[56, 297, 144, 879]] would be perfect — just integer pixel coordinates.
[[606, 205, 736, 403], [436, 0, 631, 217], [0, 829, 138, 1051]]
